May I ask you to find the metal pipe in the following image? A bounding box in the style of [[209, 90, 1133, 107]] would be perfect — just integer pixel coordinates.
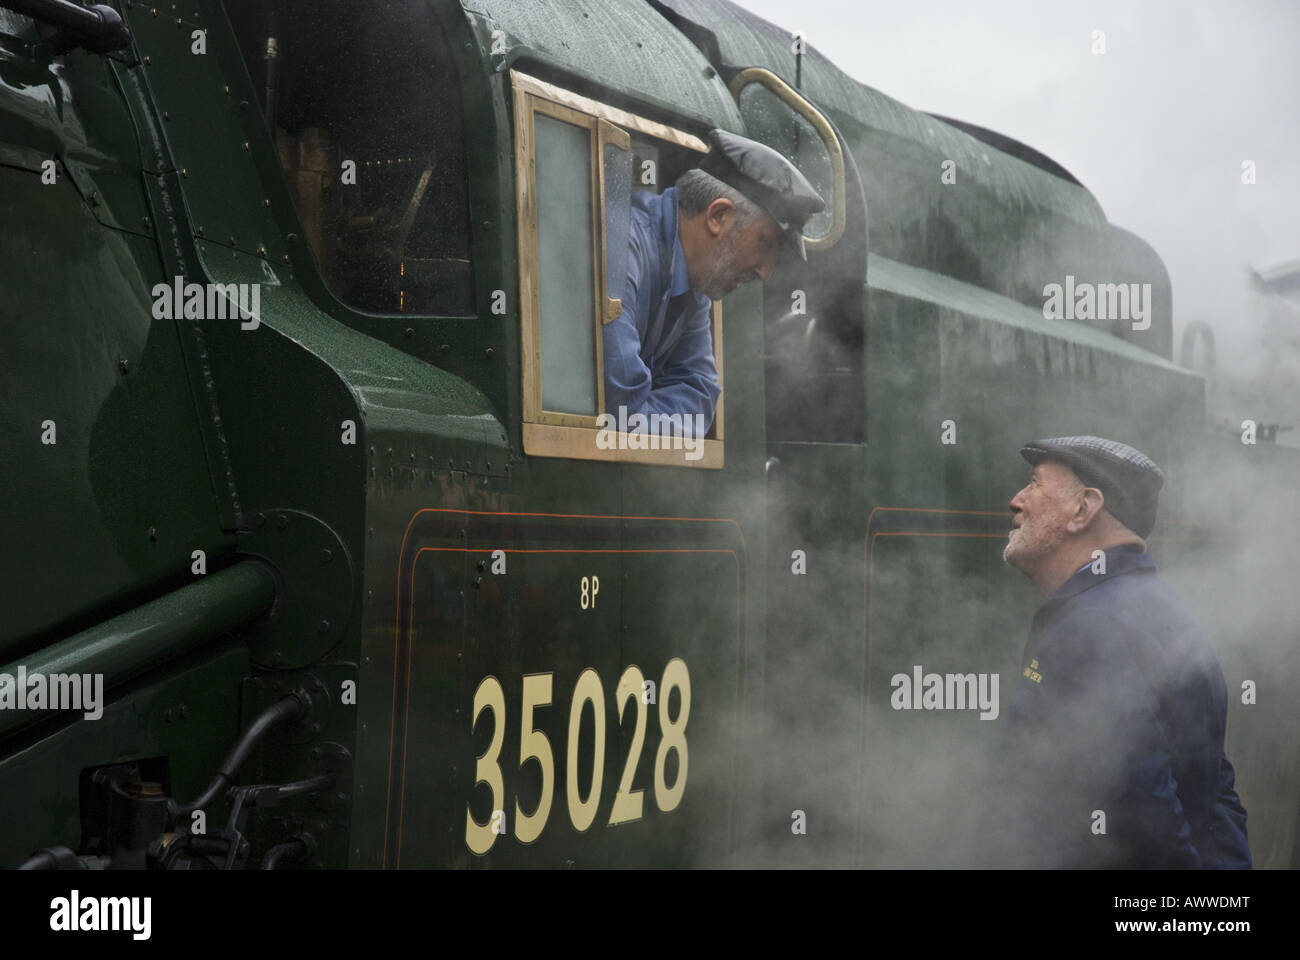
[[17, 846, 77, 870], [3, 0, 104, 33], [263, 11, 280, 132], [0, 1, 131, 53], [260, 773, 332, 804], [0, 560, 277, 739], [261, 837, 308, 870], [174, 694, 308, 815]]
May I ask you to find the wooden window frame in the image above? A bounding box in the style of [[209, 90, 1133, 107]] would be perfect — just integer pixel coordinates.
[[512, 70, 725, 469]]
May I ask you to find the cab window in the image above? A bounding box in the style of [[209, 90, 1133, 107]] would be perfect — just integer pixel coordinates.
[[512, 70, 724, 468], [220, 0, 474, 315]]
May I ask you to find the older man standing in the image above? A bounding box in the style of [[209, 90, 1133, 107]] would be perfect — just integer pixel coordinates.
[[602, 129, 823, 432], [979, 435, 1251, 868]]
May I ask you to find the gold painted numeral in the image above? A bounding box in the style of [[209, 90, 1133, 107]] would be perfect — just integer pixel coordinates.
[[566, 667, 606, 831], [465, 676, 507, 855], [515, 673, 555, 844], [609, 665, 647, 825], [654, 658, 690, 812]]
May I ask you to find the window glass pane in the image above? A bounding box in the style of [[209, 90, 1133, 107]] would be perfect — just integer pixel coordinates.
[[737, 83, 834, 240], [535, 113, 597, 416], [220, 0, 474, 315], [603, 141, 633, 304]]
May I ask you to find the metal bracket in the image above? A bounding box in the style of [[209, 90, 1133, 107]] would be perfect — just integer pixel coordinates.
[[237, 509, 355, 669]]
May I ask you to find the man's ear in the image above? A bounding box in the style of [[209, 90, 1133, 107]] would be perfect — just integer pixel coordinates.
[[1068, 486, 1106, 533], [704, 197, 735, 237]]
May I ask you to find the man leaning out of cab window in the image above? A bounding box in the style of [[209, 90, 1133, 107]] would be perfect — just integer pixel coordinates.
[[601, 129, 824, 439]]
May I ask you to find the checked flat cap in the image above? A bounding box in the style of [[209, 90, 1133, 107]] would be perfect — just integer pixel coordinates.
[[698, 129, 825, 261], [1020, 435, 1166, 539]]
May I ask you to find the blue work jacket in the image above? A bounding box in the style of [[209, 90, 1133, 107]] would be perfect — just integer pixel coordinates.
[[978, 545, 1251, 868], [602, 187, 720, 426]]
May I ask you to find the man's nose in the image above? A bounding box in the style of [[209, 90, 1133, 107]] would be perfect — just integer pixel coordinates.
[[1009, 486, 1028, 511], [755, 260, 773, 282]]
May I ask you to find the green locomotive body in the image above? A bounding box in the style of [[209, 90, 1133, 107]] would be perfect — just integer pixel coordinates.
[[1, 0, 1294, 868]]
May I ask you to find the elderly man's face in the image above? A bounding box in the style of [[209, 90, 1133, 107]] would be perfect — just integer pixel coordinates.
[[1004, 460, 1084, 572], [694, 210, 784, 300]]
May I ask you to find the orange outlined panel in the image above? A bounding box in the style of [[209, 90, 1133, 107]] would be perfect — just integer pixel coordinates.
[[382, 508, 747, 867]]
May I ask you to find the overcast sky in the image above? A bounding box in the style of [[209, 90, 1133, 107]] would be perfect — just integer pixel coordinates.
[[735, 0, 1299, 381]]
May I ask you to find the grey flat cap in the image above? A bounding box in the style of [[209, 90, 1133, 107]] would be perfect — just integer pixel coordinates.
[[698, 129, 825, 261], [1020, 435, 1165, 538]]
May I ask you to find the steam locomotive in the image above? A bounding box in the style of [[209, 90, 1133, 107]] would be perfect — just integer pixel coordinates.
[[2, 0, 1295, 869]]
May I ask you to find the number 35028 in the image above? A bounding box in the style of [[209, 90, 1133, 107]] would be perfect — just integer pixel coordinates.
[[464, 659, 691, 854]]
